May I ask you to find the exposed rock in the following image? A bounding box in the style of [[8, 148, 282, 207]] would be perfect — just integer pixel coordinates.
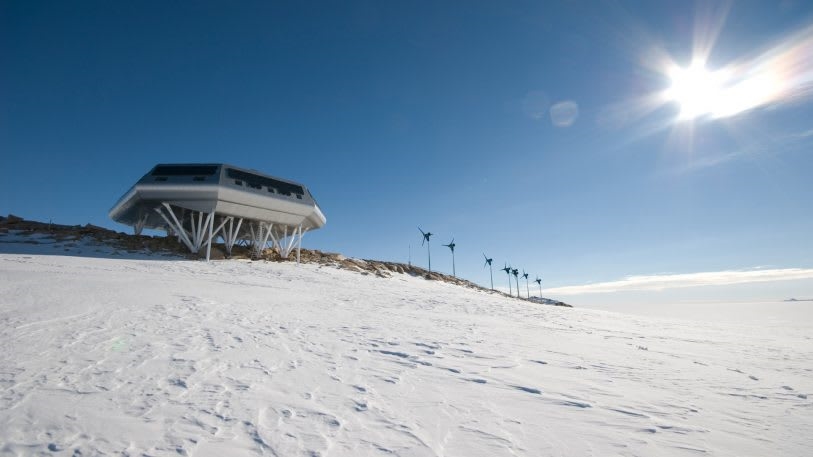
[[81, 223, 108, 232], [344, 264, 364, 273], [206, 247, 226, 261]]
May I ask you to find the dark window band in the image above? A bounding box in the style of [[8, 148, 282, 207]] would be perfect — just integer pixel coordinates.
[[226, 168, 304, 196], [152, 165, 219, 176]]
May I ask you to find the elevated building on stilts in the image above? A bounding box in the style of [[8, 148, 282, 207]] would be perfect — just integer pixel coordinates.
[[109, 163, 326, 261]]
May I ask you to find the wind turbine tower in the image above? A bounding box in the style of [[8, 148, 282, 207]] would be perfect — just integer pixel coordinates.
[[483, 254, 494, 290], [511, 268, 520, 298], [535, 277, 542, 298], [443, 238, 456, 277], [522, 270, 530, 299], [501, 264, 512, 296], [418, 228, 433, 274]]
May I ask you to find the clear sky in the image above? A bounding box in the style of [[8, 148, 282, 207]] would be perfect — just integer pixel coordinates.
[[3, 0, 813, 308]]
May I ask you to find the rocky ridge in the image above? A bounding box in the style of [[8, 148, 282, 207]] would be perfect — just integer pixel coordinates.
[[0, 214, 570, 307]]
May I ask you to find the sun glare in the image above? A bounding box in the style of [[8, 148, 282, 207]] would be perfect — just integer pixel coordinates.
[[663, 61, 727, 120], [658, 22, 813, 123], [663, 60, 785, 122]]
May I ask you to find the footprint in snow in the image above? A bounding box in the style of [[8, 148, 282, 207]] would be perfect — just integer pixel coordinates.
[[510, 385, 541, 395], [557, 399, 591, 408], [414, 342, 441, 350], [378, 350, 409, 358], [169, 378, 188, 389], [353, 400, 368, 412], [607, 407, 648, 418]]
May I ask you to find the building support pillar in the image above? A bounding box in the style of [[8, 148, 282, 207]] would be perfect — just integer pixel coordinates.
[[273, 224, 306, 263], [154, 203, 225, 261], [220, 217, 244, 257], [133, 212, 149, 236], [248, 221, 274, 259]]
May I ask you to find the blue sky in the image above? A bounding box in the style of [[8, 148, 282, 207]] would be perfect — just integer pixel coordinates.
[[2, 1, 812, 306]]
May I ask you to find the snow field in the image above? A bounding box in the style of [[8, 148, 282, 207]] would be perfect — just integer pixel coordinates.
[[0, 253, 811, 456]]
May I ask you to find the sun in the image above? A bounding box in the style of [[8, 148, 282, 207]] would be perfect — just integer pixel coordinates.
[[662, 58, 786, 122], [663, 61, 728, 120]]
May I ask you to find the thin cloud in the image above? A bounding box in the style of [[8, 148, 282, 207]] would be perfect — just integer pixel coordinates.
[[546, 268, 813, 295], [791, 128, 813, 139], [677, 150, 742, 172]]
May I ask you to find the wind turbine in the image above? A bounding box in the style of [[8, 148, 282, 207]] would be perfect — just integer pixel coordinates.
[[535, 276, 542, 298], [443, 238, 456, 277], [522, 270, 530, 299], [511, 268, 520, 298], [418, 228, 432, 273], [501, 264, 512, 296], [483, 254, 493, 290]]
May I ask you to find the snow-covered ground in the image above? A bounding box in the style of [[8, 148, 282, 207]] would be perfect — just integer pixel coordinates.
[[1, 250, 811, 456]]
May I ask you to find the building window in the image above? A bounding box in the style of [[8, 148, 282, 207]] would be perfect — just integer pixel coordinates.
[[234, 180, 243, 186], [193, 176, 205, 181], [155, 177, 168, 182]]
